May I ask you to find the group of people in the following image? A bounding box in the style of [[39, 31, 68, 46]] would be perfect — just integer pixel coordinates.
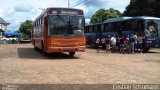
[[95, 33, 145, 54]]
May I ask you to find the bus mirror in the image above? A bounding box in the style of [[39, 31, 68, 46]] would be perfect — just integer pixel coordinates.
[[56, 13, 60, 16]]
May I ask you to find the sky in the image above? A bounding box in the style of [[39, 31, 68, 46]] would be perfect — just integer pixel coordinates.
[[0, 0, 130, 31]]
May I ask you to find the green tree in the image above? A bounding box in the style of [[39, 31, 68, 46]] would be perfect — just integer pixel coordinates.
[[19, 20, 33, 38], [123, 0, 160, 17], [153, 0, 160, 17], [90, 8, 121, 23]]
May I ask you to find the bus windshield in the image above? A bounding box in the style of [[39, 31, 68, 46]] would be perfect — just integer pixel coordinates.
[[48, 16, 84, 37], [146, 20, 160, 38]]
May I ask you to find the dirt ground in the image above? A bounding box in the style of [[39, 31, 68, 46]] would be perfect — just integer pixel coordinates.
[[0, 44, 160, 84]]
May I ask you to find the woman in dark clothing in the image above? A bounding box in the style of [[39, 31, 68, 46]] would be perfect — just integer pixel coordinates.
[[106, 35, 111, 53], [119, 36, 125, 54], [116, 35, 120, 52], [124, 35, 129, 53]]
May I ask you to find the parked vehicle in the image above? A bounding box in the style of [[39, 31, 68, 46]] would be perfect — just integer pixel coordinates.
[[20, 38, 31, 43], [0, 37, 19, 44]]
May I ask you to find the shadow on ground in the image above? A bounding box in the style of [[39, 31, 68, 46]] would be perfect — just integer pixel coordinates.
[[17, 48, 80, 60], [146, 51, 160, 54], [144, 59, 160, 63], [86, 47, 160, 54]]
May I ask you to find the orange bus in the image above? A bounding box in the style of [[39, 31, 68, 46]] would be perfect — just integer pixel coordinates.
[[32, 7, 86, 56]]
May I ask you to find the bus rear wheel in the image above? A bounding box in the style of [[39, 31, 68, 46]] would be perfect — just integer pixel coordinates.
[[69, 52, 75, 56], [41, 42, 48, 56]]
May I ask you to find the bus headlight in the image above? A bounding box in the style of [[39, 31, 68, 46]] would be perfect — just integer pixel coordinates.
[[79, 43, 85, 46], [147, 41, 152, 43], [78, 47, 85, 51]]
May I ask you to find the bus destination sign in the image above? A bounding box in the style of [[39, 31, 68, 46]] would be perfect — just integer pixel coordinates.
[[49, 9, 83, 15]]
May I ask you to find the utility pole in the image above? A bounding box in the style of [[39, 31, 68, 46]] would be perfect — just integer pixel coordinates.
[[68, 0, 70, 8]]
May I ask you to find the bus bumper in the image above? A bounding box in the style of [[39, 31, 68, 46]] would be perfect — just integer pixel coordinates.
[[46, 46, 86, 53]]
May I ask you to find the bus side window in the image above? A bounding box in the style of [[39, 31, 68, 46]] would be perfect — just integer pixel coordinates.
[[94, 25, 97, 33], [101, 24, 104, 32], [89, 26, 92, 33], [104, 24, 108, 32]]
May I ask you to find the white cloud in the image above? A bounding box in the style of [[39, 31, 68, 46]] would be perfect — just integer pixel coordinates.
[[105, 0, 130, 12], [0, 0, 130, 31], [75, 0, 130, 19], [14, 5, 33, 12]]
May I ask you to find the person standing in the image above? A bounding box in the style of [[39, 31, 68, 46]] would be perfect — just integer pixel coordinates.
[[106, 35, 110, 53], [137, 34, 144, 53], [110, 35, 116, 53], [90, 37, 95, 47], [129, 34, 135, 54], [119, 36, 125, 54], [116, 35, 120, 52], [124, 35, 129, 53], [101, 37, 106, 49], [96, 37, 100, 53], [134, 33, 138, 52]]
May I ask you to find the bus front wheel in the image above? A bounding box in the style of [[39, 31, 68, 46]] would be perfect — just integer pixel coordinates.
[[69, 52, 75, 56], [33, 41, 38, 50], [143, 48, 150, 53]]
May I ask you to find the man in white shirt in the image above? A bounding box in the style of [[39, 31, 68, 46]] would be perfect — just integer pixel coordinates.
[[96, 38, 100, 53], [110, 35, 116, 53]]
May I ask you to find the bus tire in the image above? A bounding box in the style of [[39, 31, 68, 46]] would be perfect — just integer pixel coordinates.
[[143, 48, 150, 53], [41, 42, 48, 56], [33, 41, 38, 50], [69, 52, 75, 56]]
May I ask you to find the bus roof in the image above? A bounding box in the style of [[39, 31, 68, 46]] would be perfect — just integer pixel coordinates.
[[103, 16, 160, 23], [103, 17, 132, 23], [86, 16, 160, 26], [34, 7, 83, 23], [46, 7, 83, 11], [85, 17, 132, 26], [132, 16, 160, 20], [85, 23, 102, 26]]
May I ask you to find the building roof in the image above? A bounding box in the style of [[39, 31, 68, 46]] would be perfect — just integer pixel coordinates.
[[3, 32, 22, 36], [0, 29, 4, 32], [0, 17, 10, 25], [0, 17, 6, 23]]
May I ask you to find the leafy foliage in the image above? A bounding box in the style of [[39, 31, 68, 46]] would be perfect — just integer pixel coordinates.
[[123, 0, 160, 17], [90, 8, 121, 23], [19, 20, 33, 38], [154, 0, 160, 17]]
